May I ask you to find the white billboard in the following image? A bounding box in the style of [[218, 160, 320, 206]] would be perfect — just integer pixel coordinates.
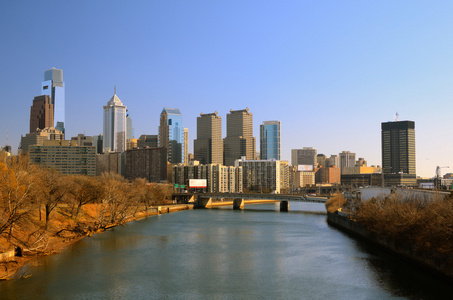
[[189, 179, 207, 188], [298, 165, 314, 171]]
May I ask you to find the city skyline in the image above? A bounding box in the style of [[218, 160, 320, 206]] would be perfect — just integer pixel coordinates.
[[2, 1, 453, 177]]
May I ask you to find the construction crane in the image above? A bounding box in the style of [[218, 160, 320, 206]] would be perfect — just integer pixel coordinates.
[[436, 166, 449, 189]]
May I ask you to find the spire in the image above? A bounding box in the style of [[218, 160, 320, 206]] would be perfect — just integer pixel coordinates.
[[114, 85, 116, 95]]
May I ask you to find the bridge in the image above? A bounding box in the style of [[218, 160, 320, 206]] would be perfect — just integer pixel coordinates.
[[172, 192, 327, 211]]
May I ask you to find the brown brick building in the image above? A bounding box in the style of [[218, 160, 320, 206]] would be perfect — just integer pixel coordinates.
[[315, 166, 341, 184], [30, 95, 54, 133], [126, 147, 167, 182]]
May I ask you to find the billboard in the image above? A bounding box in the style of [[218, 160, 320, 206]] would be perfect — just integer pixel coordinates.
[[189, 179, 207, 188], [298, 165, 314, 171]]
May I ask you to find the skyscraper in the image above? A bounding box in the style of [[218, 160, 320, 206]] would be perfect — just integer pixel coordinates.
[[159, 108, 184, 164], [41, 68, 65, 133], [29, 95, 54, 133], [184, 128, 189, 164], [194, 112, 223, 164], [381, 120, 415, 175], [291, 147, 317, 167], [223, 108, 256, 166], [339, 151, 356, 174], [126, 110, 134, 140], [260, 121, 281, 160], [103, 90, 127, 153]]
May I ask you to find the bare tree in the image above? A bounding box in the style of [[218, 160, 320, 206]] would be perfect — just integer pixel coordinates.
[[37, 168, 69, 227], [67, 175, 102, 219]]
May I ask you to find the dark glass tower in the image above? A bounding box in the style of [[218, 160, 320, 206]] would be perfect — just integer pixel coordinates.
[[381, 120, 415, 175]]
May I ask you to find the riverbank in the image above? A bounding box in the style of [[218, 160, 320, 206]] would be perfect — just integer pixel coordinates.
[[327, 212, 453, 283], [0, 204, 192, 280]]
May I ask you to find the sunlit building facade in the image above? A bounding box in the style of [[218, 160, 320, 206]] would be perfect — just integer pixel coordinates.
[[103, 91, 127, 153]]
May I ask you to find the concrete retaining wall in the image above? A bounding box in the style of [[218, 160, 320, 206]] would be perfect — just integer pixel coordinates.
[[327, 212, 453, 282]]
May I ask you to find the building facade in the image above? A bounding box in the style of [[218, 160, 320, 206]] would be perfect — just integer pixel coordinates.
[[29, 141, 96, 176], [315, 166, 341, 184], [125, 147, 167, 182], [260, 121, 280, 160], [235, 158, 283, 193], [137, 135, 158, 149], [103, 91, 127, 153], [184, 128, 189, 165], [159, 108, 184, 164], [381, 120, 416, 175], [41, 68, 65, 133], [194, 112, 223, 165], [339, 151, 356, 174], [172, 162, 243, 193], [20, 127, 64, 153], [291, 147, 317, 167], [29, 95, 54, 133], [223, 108, 256, 166]]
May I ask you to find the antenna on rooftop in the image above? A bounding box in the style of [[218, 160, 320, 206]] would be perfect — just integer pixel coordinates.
[[6, 126, 9, 146], [394, 112, 399, 122]]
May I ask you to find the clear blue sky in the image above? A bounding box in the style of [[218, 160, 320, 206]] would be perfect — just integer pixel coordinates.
[[1, 1, 453, 177]]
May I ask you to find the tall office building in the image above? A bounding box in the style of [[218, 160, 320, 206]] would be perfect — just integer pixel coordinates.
[[159, 108, 184, 164], [29, 95, 54, 133], [260, 121, 280, 160], [126, 110, 134, 140], [223, 108, 256, 166], [382, 120, 416, 175], [103, 90, 127, 153], [339, 151, 356, 174], [291, 147, 317, 167], [41, 68, 65, 133], [184, 128, 189, 165], [194, 112, 223, 164]]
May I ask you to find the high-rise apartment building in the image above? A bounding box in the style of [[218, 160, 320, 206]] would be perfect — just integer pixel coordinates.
[[260, 121, 280, 160], [223, 108, 256, 166], [339, 151, 356, 174], [194, 112, 223, 165], [29, 141, 96, 176], [159, 108, 184, 164], [103, 90, 127, 153], [291, 147, 317, 167], [41, 68, 65, 133], [381, 120, 416, 175], [235, 157, 283, 193], [29, 95, 54, 133]]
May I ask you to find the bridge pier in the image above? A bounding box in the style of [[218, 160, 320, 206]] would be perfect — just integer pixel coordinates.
[[233, 198, 244, 210], [195, 197, 212, 209], [280, 201, 289, 212]]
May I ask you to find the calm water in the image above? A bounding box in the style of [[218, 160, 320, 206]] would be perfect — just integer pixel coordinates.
[[1, 202, 452, 299]]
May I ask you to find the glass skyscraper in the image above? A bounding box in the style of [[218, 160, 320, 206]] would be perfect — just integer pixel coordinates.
[[260, 121, 280, 160], [41, 68, 65, 133], [159, 108, 184, 164], [103, 91, 127, 153]]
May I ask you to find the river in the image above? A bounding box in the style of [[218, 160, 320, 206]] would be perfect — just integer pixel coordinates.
[[1, 202, 452, 299]]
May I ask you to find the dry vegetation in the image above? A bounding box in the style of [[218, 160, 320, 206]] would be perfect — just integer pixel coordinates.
[[0, 153, 173, 279], [325, 193, 346, 213], [352, 193, 453, 255]]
